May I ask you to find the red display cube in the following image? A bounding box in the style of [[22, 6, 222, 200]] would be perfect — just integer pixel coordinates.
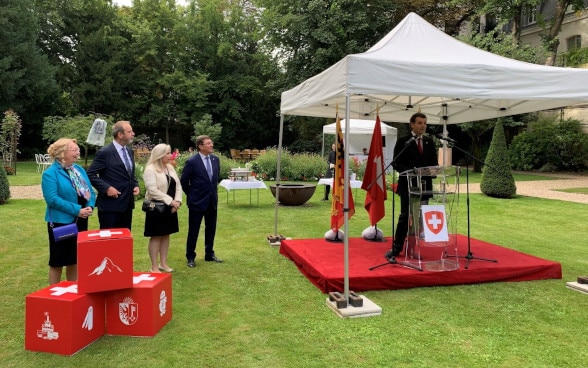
[[77, 228, 133, 294], [25, 281, 105, 355], [105, 272, 172, 337]]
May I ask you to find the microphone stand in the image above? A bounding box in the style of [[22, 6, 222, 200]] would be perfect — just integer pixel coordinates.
[[368, 139, 422, 271], [440, 139, 497, 269]]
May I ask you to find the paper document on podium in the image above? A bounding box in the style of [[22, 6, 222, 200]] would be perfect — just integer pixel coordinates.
[[421, 205, 449, 242]]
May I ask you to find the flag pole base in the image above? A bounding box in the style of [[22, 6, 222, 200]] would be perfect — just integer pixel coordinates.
[[326, 292, 382, 318], [267, 234, 289, 246]]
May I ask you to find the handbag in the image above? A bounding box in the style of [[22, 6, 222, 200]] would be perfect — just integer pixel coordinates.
[[142, 199, 167, 214], [142, 171, 171, 214], [49, 211, 78, 242], [52, 222, 79, 242]]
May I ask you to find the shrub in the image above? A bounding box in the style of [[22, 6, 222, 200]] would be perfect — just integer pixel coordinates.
[[509, 116, 588, 171], [286, 152, 326, 181], [253, 148, 291, 180], [480, 121, 517, 198], [249, 148, 327, 181], [0, 165, 10, 204], [546, 120, 588, 171], [509, 133, 543, 170]]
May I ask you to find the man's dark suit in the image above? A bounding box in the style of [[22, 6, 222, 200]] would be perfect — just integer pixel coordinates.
[[87, 143, 138, 230], [392, 133, 438, 255], [180, 153, 221, 262]]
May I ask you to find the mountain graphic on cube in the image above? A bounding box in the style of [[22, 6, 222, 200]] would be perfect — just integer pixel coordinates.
[[89, 257, 123, 276]]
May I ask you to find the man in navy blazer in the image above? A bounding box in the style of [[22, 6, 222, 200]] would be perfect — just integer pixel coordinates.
[[88, 121, 140, 230], [181, 135, 223, 267], [390, 112, 438, 258]]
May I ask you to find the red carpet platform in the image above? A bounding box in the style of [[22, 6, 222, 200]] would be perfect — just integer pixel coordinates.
[[279, 235, 561, 293]]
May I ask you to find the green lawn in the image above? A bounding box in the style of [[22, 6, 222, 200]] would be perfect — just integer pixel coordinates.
[[1, 162, 587, 367]]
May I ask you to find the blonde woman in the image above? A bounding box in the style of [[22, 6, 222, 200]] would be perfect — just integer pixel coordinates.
[[143, 144, 182, 272], [42, 138, 96, 285]]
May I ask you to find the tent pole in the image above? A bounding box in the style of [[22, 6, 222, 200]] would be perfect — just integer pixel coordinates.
[[343, 96, 351, 300], [273, 114, 285, 237]]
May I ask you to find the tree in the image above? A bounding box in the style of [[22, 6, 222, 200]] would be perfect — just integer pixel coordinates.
[[0, 165, 10, 204], [35, 0, 135, 116], [257, 0, 475, 150], [188, 0, 281, 151], [456, 28, 537, 172], [480, 120, 517, 198], [192, 113, 222, 145], [0, 110, 22, 175], [454, 0, 585, 65], [541, 0, 585, 66], [1, 0, 59, 154]]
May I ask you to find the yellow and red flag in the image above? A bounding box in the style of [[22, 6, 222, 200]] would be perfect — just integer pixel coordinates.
[[331, 114, 355, 231], [361, 115, 387, 225]]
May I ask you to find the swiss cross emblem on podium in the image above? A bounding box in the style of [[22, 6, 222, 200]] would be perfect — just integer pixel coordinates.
[[421, 205, 449, 242]]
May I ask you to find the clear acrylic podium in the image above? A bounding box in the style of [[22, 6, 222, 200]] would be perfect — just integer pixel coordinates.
[[399, 165, 460, 271]]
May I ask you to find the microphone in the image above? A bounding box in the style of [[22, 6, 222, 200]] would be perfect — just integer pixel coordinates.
[[404, 136, 416, 146], [435, 133, 457, 144]]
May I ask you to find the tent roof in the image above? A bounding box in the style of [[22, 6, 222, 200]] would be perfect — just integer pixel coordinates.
[[322, 119, 397, 135], [280, 12, 588, 124]]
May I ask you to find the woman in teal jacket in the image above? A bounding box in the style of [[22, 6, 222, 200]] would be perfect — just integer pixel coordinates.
[[42, 138, 96, 285]]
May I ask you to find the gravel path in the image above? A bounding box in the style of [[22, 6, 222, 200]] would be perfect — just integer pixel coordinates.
[[463, 172, 588, 204], [8, 172, 588, 204]]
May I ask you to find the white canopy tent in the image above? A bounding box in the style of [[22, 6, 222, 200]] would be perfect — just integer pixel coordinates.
[[322, 119, 397, 169], [281, 12, 588, 125], [273, 12, 588, 303]]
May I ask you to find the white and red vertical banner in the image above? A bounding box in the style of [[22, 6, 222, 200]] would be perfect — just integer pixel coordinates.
[[361, 115, 387, 225]]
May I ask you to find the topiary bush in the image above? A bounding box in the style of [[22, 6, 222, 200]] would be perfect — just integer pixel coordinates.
[[480, 121, 517, 198], [0, 165, 10, 204]]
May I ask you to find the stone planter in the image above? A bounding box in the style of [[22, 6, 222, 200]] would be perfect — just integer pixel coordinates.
[[270, 183, 317, 206]]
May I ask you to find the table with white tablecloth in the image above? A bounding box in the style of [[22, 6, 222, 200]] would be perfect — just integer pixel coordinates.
[[219, 179, 267, 205], [317, 178, 363, 188]]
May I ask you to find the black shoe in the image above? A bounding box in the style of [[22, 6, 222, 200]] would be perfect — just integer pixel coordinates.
[[391, 244, 403, 257], [205, 255, 223, 263], [384, 249, 396, 259], [187, 259, 195, 268]]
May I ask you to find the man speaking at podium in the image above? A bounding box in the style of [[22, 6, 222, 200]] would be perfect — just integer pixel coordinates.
[[391, 112, 438, 257]]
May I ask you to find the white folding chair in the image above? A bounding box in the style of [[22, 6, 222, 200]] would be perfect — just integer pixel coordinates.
[[41, 154, 52, 173], [35, 154, 42, 173]]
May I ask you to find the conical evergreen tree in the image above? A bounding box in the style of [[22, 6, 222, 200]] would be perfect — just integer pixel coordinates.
[[480, 120, 516, 198]]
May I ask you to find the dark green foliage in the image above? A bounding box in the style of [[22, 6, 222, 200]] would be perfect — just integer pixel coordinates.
[[509, 116, 588, 171], [480, 121, 516, 198], [0, 165, 10, 204]]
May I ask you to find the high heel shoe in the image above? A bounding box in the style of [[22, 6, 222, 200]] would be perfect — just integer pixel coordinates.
[[158, 264, 174, 272]]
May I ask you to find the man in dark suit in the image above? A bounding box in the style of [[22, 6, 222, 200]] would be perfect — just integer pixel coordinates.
[[88, 120, 140, 230], [323, 143, 336, 201], [180, 135, 222, 267], [390, 112, 438, 257]]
